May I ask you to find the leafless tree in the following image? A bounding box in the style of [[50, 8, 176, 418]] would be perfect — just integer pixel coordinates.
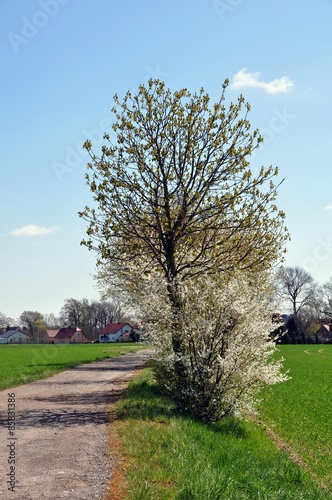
[[60, 298, 126, 340], [278, 267, 316, 315], [0, 311, 14, 328], [43, 313, 63, 329], [319, 277, 332, 318], [278, 266, 317, 342]]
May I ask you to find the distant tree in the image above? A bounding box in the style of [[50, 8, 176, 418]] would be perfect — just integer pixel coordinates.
[[43, 313, 63, 329], [79, 298, 97, 337], [0, 311, 14, 328], [32, 319, 47, 344], [278, 266, 315, 316], [20, 311, 43, 332], [19, 311, 46, 343], [60, 298, 85, 327], [319, 277, 332, 318], [278, 267, 317, 343], [92, 299, 124, 327], [297, 308, 320, 341], [60, 297, 125, 340]]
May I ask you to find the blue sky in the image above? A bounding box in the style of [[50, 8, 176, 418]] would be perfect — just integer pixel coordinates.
[[1, 0, 332, 320]]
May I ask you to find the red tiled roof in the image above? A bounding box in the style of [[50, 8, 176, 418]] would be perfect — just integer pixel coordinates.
[[54, 327, 83, 340], [46, 329, 59, 338], [99, 323, 131, 335]]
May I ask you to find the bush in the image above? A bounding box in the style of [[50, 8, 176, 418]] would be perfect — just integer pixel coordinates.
[[149, 274, 288, 422]]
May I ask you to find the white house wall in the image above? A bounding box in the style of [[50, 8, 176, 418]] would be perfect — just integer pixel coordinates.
[[100, 325, 132, 343]]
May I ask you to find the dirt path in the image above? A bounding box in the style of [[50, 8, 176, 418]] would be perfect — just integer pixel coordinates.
[[0, 349, 152, 500]]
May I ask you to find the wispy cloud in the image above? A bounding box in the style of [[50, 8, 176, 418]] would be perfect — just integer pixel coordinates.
[[10, 224, 60, 237], [324, 205, 332, 211], [230, 69, 294, 94]]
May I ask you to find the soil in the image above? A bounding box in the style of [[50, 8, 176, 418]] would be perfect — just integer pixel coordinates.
[[0, 349, 152, 500]]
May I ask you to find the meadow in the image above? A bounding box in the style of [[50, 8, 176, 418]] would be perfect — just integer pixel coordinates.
[[0, 343, 144, 391], [111, 345, 332, 499], [258, 344, 332, 492]]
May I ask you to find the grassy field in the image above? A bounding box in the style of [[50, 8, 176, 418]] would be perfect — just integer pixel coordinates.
[[0, 343, 145, 391], [113, 368, 331, 499], [2, 343, 331, 497], [111, 346, 332, 499], [258, 345, 332, 492]]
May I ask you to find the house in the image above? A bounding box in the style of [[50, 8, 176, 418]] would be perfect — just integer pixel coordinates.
[[0, 327, 29, 344], [44, 329, 60, 344], [99, 323, 133, 343], [53, 326, 89, 344], [315, 324, 332, 344]]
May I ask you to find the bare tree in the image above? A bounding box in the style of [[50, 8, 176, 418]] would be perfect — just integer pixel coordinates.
[[319, 277, 332, 318], [93, 300, 124, 327], [278, 266, 317, 342], [60, 298, 126, 340], [0, 311, 14, 328], [43, 313, 63, 329], [60, 299, 85, 327]]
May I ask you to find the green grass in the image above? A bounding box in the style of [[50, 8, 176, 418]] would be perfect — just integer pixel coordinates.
[[0, 343, 145, 390], [258, 345, 332, 491], [115, 368, 331, 499]]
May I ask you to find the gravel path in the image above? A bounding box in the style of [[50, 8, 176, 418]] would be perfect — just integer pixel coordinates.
[[0, 349, 152, 500]]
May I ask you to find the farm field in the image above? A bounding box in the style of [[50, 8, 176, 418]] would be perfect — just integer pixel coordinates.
[[258, 344, 332, 492], [112, 366, 332, 499], [0, 343, 145, 391]]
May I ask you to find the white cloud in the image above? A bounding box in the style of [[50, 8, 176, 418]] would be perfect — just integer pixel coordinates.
[[230, 69, 295, 94], [324, 205, 332, 211], [10, 224, 60, 237]]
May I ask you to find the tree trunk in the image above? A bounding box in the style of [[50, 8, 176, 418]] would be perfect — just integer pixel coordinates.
[[167, 280, 188, 407]]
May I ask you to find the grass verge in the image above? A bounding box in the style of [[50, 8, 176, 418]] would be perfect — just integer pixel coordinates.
[[111, 368, 331, 499], [0, 343, 145, 390]]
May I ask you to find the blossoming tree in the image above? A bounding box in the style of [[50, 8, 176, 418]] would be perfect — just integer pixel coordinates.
[[79, 79, 289, 421]]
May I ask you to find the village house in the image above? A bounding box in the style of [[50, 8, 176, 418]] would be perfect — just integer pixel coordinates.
[[315, 324, 332, 344], [52, 326, 89, 344], [0, 327, 29, 344], [99, 323, 133, 343], [43, 329, 60, 344]]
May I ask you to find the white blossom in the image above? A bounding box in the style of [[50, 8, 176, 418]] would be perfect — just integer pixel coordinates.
[[144, 272, 288, 421]]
